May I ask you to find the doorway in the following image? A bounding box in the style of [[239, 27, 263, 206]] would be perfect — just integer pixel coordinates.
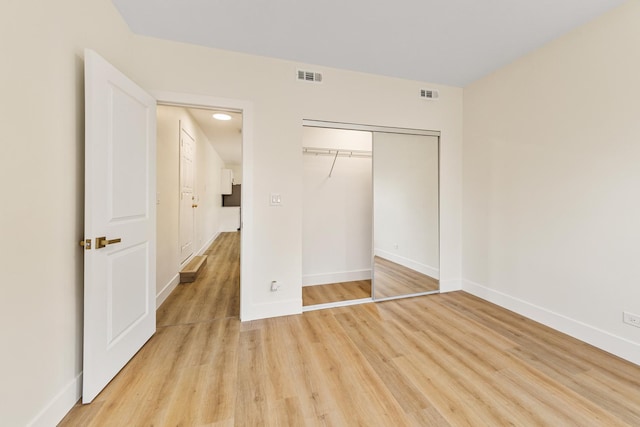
[[153, 92, 253, 319], [82, 51, 254, 403], [156, 103, 244, 319]]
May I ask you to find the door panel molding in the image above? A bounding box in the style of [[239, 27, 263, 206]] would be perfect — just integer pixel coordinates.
[[83, 49, 156, 403]]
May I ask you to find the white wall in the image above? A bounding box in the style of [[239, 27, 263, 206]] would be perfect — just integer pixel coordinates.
[[196, 122, 225, 252], [128, 35, 463, 319], [156, 105, 226, 306], [374, 134, 439, 279], [0, 1, 134, 425], [463, 0, 640, 364], [219, 207, 241, 232], [302, 127, 372, 285], [228, 163, 243, 184], [0, 0, 463, 424]]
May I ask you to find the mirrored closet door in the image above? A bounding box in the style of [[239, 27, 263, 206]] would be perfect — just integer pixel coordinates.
[[301, 120, 440, 309], [373, 132, 440, 300]]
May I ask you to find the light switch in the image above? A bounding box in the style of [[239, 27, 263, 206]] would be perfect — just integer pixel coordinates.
[[270, 193, 282, 206]]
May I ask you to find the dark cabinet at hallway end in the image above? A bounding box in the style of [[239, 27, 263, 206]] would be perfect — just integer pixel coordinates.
[[222, 184, 241, 207]]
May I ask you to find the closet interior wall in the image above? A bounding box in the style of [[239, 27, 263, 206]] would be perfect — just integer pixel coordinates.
[[302, 127, 373, 287]]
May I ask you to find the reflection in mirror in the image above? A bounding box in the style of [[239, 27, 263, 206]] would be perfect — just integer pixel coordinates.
[[373, 132, 439, 300]]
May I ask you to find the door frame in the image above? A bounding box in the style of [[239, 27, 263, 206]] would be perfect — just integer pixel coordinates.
[[154, 91, 253, 321]]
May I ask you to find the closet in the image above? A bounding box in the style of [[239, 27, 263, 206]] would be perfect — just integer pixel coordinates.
[[302, 121, 440, 309], [302, 126, 373, 306]]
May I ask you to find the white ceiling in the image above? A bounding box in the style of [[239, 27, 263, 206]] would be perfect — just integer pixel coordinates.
[[187, 108, 243, 165], [112, 0, 626, 87]]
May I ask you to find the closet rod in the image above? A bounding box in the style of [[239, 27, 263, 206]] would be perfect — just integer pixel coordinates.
[[302, 147, 372, 158], [303, 147, 371, 178]]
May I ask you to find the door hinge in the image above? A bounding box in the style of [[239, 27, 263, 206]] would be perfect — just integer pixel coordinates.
[[80, 239, 92, 250]]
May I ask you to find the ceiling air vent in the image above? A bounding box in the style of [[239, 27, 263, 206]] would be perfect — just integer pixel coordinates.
[[297, 69, 323, 83], [420, 89, 439, 100]]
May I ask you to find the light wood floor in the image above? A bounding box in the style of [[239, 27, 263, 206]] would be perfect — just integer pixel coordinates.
[[374, 255, 439, 299], [157, 232, 240, 326], [60, 234, 640, 426], [301, 256, 439, 306], [302, 280, 371, 306]]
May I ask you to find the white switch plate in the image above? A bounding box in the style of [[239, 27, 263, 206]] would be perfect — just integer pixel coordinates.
[[270, 193, 282, 206]]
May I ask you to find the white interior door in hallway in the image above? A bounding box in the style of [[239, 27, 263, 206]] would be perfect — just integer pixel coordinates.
[[82, 49, 156, 403], [179, 126, 196, 263]]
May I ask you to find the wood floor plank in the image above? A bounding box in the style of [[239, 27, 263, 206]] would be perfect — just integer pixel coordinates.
[[439, 291, 640, 424], [302, 280, 371, 306], [439, 292, 598, 371], [573, 368, 640, 425], [270, 396, 308, 427], [60, 232, 640, 426], [392, 307, 542, 425], [405, 406, 451, 427], [234, 328, 269, 427], [333, 306, 434, 415], [157, 232, 240, 326], [305, 312, 412, 426]]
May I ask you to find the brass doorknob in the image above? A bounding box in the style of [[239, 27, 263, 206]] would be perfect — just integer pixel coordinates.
[[96, 236, 122, 249], [192, 204, 198, 208]]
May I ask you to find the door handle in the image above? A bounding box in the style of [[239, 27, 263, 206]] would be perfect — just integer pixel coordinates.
[[192, 204, 198, 208], [96, 236, 122, 249]]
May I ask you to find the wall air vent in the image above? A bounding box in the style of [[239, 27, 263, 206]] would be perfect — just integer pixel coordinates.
[[420, 89, 439, 100], [297, 69, 323, 83]]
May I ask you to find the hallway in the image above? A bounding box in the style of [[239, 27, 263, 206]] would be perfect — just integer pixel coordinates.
[[157, 232, 240, 327]]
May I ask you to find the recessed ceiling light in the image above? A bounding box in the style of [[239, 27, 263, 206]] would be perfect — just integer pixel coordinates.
[[212, 113, 232, 121]]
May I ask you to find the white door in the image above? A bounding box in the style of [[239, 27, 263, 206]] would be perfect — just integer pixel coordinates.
[[82, 49, 156, 403], [179, 126, 196, 263]]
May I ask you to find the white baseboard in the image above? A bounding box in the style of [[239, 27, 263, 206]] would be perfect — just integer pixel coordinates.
[[198, 231, 220, 255], [302, 269, 371, 287], [27, 373, 82, 427], [462, 279, 640, 366], [375, 249, 439, 279], [156, 273, 180, 309]]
